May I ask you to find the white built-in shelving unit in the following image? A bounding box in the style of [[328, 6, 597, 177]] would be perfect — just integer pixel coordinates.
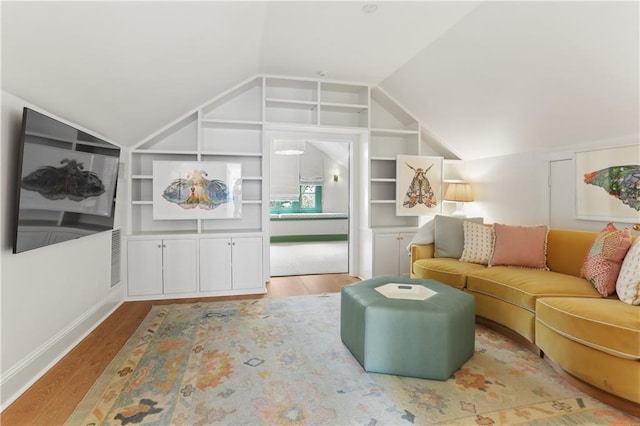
[[362, 88, 423, 278], [368, 88, 421, 230], [126, 75, 454, 295]]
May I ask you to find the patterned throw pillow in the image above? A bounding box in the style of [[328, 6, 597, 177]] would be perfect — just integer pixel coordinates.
[[581, 223, 632, 297], [460, 222, 494, 265], [616, 238, 640, 305]]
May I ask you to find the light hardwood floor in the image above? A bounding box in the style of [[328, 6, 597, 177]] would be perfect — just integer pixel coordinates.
[[1, 273, 360, 426]]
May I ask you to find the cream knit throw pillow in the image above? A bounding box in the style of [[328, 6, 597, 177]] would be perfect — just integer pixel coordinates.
[[460, 221, 494, 265]]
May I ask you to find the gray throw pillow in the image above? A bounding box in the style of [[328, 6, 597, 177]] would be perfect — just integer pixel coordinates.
[[434, 215, 483, 258]]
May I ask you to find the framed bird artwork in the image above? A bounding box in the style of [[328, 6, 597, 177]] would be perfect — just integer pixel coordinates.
[[396, 155, 443, 216], [575, 144, 640, 222], [152, 161, 242, 220]]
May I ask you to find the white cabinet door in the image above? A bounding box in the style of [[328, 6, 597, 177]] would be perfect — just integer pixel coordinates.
[[163, 239, 198, 294], [373, 233, 401, 276], [232, 237, 263, 290], [129, 235, 263, 298], [398, 232, 415, 277], [373, 232, 415, 277], [199, 238, 233, 292], [128, 239, 163, 296]]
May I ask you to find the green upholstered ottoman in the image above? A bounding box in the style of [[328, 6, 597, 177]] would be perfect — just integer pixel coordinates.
[[340, 276, 475, 380]]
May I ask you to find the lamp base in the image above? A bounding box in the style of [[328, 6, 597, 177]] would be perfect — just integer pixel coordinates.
[[451, 202, 467, 218]]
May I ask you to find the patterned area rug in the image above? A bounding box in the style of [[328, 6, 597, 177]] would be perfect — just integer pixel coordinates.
[[67, 293, 639, 425]]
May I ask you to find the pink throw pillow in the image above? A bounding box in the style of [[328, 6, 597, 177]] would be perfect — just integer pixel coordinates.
[[581, 223, 632, 297], [489, 224, 548, 269]]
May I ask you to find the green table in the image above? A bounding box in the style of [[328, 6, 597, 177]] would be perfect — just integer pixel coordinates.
[[340, 276, 475, 380]]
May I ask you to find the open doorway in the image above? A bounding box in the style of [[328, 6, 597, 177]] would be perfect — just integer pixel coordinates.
[[269, 139, 350, 276]]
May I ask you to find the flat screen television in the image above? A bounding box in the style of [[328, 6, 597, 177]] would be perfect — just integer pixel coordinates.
[[13, 107, 121, 253]]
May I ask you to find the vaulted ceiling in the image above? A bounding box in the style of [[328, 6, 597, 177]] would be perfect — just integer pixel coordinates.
[[2, 1, 638, 160]]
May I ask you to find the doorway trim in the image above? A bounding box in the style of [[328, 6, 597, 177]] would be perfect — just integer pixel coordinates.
[[264, 126, 366, 279]]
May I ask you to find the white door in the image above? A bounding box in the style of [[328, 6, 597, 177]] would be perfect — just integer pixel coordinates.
[[199, 238, 233, 292], [549, 159, 576, 229], [128, 239, 163, 296], [232, 237, 263, 290], [163, 239, 198, 294]]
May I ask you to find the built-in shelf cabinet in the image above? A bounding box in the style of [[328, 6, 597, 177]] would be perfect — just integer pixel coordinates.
[[373, 231, 416, 277], [199, 236, 263, 292], [368, 88, 421, 230], [127, 238, 197, 297], [127, 75, 446, 287]]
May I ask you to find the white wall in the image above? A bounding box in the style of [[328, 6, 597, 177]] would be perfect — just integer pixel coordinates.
[[548, 142, 639, 232], [463, 151, 550, 225], [461, 141, 639, 232], [0, 92, 124, 409], [321, 152, 349, 214]]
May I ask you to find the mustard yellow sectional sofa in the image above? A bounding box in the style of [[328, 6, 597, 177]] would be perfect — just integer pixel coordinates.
[[410, 228, 640, 413]]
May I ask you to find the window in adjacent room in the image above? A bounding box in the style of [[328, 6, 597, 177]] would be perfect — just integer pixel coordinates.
[[270, 185, 322, 213]]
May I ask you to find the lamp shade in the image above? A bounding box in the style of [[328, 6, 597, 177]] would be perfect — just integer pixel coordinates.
[[274, 139, 305, 155], [444, 182, 474, 202]]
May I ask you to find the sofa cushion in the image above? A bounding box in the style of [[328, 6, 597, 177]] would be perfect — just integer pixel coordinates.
[[460, 221, 494, 265], [467, 267, 600, 312], [536, 297, 640, 360], [489, 224, 548, 269], [412, 258, 485, 289], [546, 229, 600, 277], [434, 215, 483, 258], [616, 237, 640, 305], [581, 222, 632, 297], [535, 318, 640, 404]]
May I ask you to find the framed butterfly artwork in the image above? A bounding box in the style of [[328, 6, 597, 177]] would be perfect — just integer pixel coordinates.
[[396, 155, 443, 216], [152, 161, 242, 220], [575, 144, 640, 222]]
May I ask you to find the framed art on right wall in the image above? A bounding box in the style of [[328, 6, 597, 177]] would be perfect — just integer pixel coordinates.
[[575, 144, 640, 222]]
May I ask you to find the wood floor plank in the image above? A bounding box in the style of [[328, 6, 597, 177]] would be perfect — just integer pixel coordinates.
[[267, 275, 309, 298], [301, 273, 360, 294], [1, 274, 358, 426]]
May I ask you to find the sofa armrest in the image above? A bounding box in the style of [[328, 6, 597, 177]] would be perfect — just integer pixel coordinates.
[[411, 243, 435, 275]]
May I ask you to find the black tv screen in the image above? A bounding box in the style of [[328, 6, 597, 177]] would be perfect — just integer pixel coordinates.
[[13, 107, 121, 253]]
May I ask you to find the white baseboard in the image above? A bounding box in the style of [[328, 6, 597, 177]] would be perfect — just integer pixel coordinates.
[[0, 285, 124, 411]]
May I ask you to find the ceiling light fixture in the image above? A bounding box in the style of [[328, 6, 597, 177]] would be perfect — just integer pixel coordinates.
[[362, 4, 378, 14], [274, 139, 305, 155]]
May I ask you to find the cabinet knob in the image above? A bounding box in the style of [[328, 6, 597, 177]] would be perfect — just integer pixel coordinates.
[[157, 244, 162, 248]]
